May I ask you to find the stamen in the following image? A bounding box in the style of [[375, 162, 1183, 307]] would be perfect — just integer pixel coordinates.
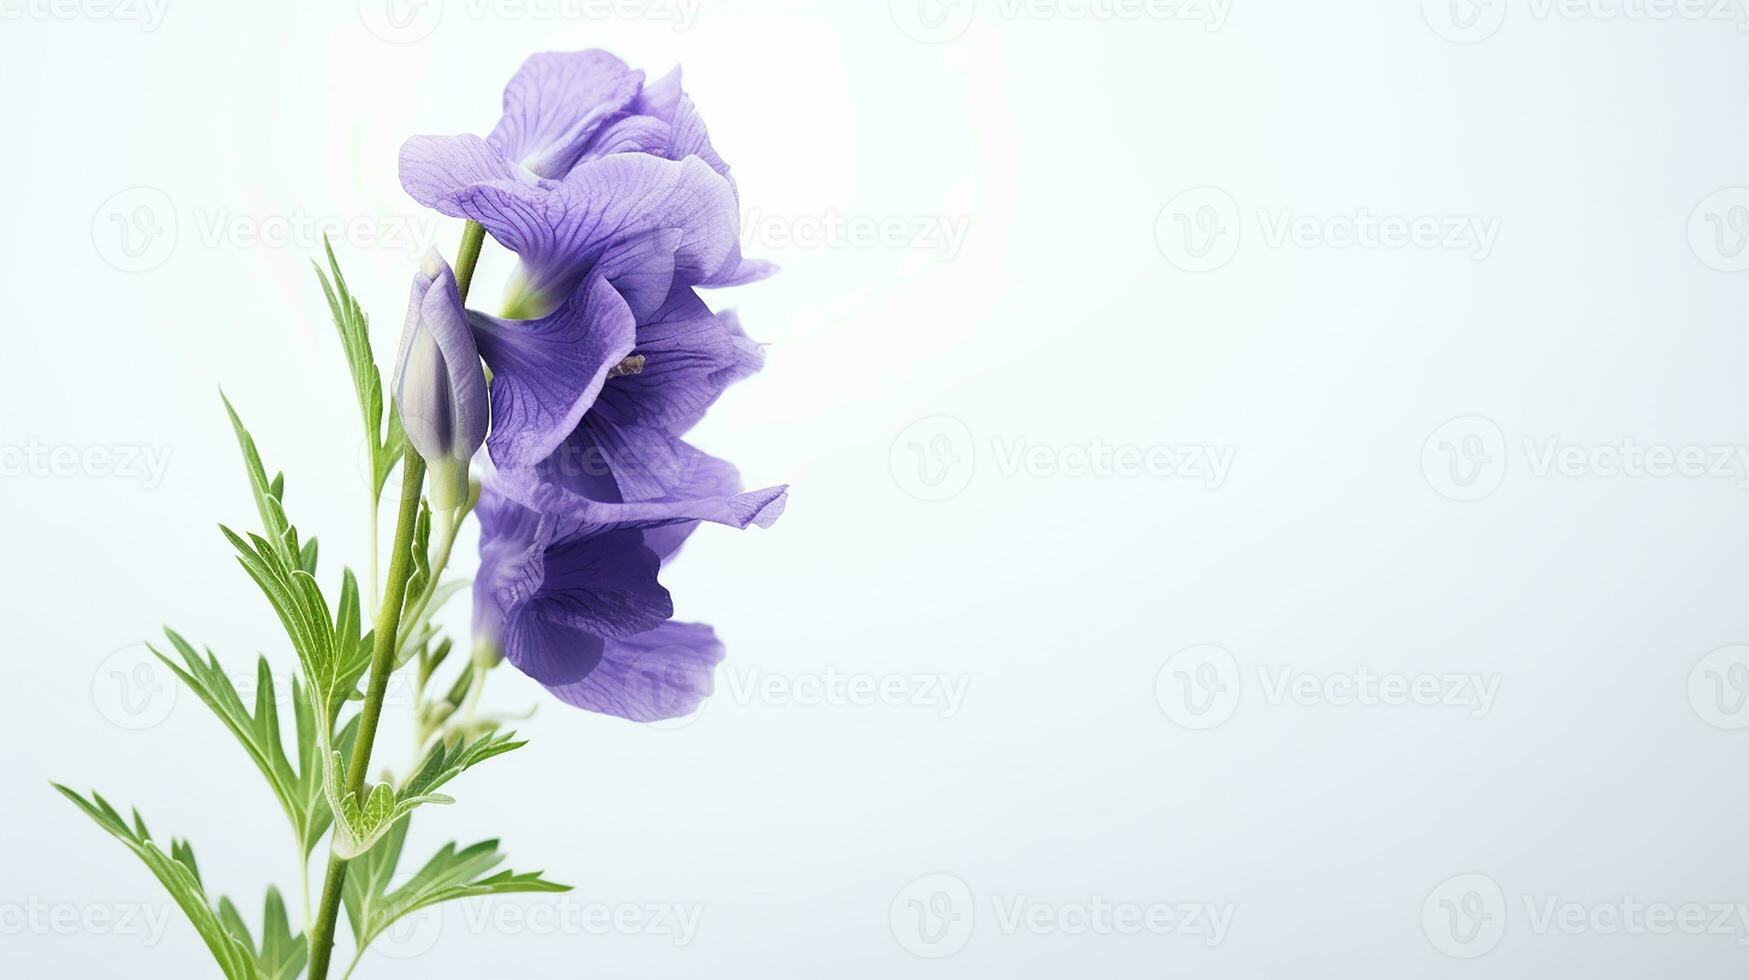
[[606, 354, 646, 379]]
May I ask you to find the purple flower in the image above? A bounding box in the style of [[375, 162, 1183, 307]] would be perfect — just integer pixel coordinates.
[[486, 50, 646, 180], [392, 250, 488, 511], [399, 51, 770, 320], [468, 271, 766, 503], [473, 451, 784, 721], [411, 47, 787, 723]]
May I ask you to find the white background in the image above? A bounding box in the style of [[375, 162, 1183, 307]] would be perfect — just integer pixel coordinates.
[[4, 0, 1749, 977]]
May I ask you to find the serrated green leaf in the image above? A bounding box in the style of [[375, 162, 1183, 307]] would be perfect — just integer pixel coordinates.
[[153, 632, 356, 861], [221, 395, 295, 566], [52, 786, 258, 980], [325, 730, 524, 860], [219, 886, 304, 980], [342, 814, 568, 964], [316, 236, 403, 503]]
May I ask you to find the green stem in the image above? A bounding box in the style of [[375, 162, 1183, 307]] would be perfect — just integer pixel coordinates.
[[306, 450, 426, 979], [306, 220, 487, 978], [366, 500, 380, 619], [454, 221, 485, 300]]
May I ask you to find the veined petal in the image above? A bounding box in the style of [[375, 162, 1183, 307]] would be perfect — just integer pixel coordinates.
[[585, 114, 676, 160], [488, 50, 643, 179], [490, 441, 787, 538], [399, 134, 547, 216], [641, 447, 761, 564], [448, 154, 740, 307], [470, 273, 637, 472], [483, 522, 671, 686], [531, 528, 671, 640], [547, 621, 726, 722], [595, 287, 765, 436]]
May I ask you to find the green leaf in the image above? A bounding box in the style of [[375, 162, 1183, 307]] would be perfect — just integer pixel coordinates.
[[218, 888, 306, 980], [325, 730, 525, 860], [342, 815, 568, 960], [222, 394, 295, 566], [315, 235, 404, 502], [403, 729, 525, 801], [219, 527, 371, 728], [153, 632, 358, 859], [52, 786, 259, 980]]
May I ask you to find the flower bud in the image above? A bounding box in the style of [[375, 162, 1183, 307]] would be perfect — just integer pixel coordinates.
[[393, 249, 489, 512]]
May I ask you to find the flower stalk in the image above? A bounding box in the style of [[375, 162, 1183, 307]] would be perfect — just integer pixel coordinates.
[[306, 448, 426, 979], [306, 221, 485, 979]]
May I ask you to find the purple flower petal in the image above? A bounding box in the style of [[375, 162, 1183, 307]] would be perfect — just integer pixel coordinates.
[[477, 515, 672, 686], [602, 288, 766, 434], [399, 134, 542, 217], [547, 621, 726, 722], [470, 273, 637, 472], [488, 50, 643, 179], [486, 442, 786, 539], [449, 154, 741, 310], [392, 252, 488, 472]]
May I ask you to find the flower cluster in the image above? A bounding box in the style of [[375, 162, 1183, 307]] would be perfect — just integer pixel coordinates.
[[396, 50, 785, 722]]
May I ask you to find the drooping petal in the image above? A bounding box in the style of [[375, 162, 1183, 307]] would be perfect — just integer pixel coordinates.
[[503, 611, 605, 687], [532, 528, 672, 639], [478, 518, 672, 686], [641, 447, 762, 564], [470, 273, 637, 472], [487, 50, 644, 179], [484, 443, 787, 540], [547, 621, 726, 722]]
